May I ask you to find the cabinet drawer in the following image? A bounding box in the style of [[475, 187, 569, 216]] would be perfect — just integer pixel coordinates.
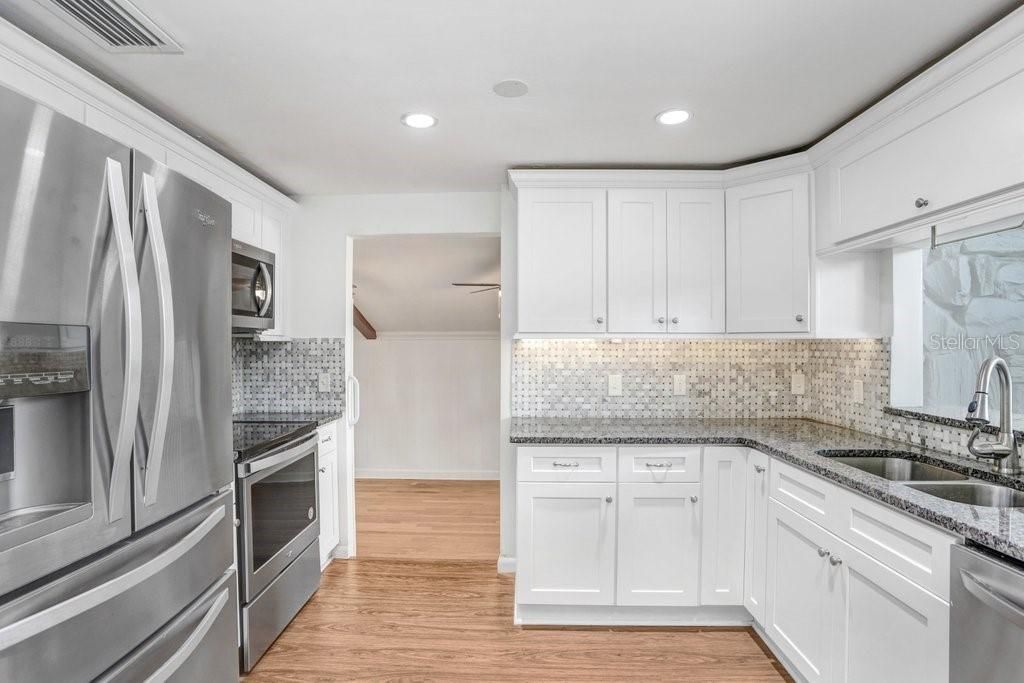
[[517, 446, 616, 482], [834, 487, 957, 601], [618, 447, 701, 483], [770, 459, 837, 528], [318, 422, 338, 455]]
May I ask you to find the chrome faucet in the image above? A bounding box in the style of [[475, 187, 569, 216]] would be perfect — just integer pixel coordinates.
[[966, 356, 1022, 475]]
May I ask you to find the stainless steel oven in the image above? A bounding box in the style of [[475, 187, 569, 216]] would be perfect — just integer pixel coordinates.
[[231, 240, 275, 333]]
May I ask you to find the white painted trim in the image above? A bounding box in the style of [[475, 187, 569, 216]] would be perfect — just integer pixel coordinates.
[[513, 332, 817, 341], [514, 604, 752, 627], [0, 17, 295, 210], [333, 543, 350, 559], [752, 623, 806, 683], [497, 555, 517, 574], [355, 469, 499, 480], [374, 331, 500, 340]]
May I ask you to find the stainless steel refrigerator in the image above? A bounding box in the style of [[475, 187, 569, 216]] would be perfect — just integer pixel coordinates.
[[0, 83, 238, 681]]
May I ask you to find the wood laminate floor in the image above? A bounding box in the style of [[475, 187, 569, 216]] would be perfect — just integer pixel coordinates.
[[244, 479, 791, 682]]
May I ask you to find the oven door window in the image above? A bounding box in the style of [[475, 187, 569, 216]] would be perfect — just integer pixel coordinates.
[[249, 453, 317, 572]]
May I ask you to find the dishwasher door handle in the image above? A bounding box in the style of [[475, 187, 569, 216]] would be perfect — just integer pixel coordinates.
[[961, 568, 1024, 629]]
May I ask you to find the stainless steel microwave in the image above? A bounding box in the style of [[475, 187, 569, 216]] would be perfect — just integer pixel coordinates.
[[232, 240, 275, 332]]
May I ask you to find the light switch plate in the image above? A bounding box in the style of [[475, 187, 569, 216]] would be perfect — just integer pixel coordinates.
[[608, 374, 623, 397], [673, 374, 687, 396], [852, 379, 864, 404], [318, 372, 332, 393], [791, 372, 806, 396]]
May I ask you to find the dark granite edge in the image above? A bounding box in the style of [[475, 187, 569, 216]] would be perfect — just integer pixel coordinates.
[[232, 411, 345, 427], [511, 422, 1024, 562], [884, 405, 1024, 440]]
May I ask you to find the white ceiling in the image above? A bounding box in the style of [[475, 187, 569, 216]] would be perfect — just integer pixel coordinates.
[[1, 1, 1018, 195], [353, 235, 500, 334]]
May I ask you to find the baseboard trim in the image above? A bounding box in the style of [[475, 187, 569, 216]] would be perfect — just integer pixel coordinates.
[[355, 469, 499, 480], [497, 555, 517, 574], [752, 622, 805, 683], [514, 604, 752, 627]]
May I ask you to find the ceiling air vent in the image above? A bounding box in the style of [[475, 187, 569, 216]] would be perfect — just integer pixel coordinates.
[[40, 0, 182, 53]]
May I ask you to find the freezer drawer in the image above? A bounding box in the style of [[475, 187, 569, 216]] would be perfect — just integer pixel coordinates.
[[97, 569, 238, 683], [0, 491, 233, 682], [242, 538, 320, 672]]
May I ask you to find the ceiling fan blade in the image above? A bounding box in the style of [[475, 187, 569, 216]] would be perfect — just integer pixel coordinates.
[[452, 282, 500, 287]]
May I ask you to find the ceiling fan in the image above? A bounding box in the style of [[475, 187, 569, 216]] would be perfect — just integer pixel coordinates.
[[452, 282, 500, 294]]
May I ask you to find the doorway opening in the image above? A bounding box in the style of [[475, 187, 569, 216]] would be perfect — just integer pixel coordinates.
[[350, 234, 500, 561]]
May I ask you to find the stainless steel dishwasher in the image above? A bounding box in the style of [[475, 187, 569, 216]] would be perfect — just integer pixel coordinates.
[[950, 544, 1024, 682]]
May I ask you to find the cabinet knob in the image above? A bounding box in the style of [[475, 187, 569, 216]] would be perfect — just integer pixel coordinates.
[[690, 495, 699, 503], [817, 547, 831, 558], [754, 465, 766, 474], [596, 316, 604, 324], [795, 314, 805, 323], [657, 316, 665, 324], [605, 496, 613, 503], [829, 555, 844, 567], [915, 197, 929, 208], [671, 317, 679, 324]]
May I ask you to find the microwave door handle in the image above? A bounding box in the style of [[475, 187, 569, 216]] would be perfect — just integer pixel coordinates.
[[0, 505, 224, 651], [257, 261, 273, 317], [141, 587, 230, 683], [960, 569, 1024, 629], [105, 158, 142, 522], [140, 173, 175, 507]]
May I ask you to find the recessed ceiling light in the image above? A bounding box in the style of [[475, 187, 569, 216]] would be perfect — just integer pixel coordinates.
[[656, 109, 691, 125], [493, 79, 529, 98], [401, 113, 437, 129]]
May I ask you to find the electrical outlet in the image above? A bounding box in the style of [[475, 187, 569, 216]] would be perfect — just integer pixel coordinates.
[[608, 374, 623, 397], [673, 374, 687, 396], [318, 372, 332, 393], [791, 372, 806, 396], [852, 379, 864, 404]]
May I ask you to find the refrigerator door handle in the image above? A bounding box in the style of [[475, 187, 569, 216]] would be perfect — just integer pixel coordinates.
[[143, 587, 230, 683], [347, 375, 360, 426], [0, 504, 224, 650], [140, 172, 175, 507], [105, 158, 143, 522]]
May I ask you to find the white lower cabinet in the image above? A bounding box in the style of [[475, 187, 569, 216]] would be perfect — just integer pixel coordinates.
[[767, 498, 950, 683], [616, 483, 701, 606], [516, 482, 617, 605], [743, 450, 770, 623], [317, 450, 339, 568], [700, 447, 748, 605]]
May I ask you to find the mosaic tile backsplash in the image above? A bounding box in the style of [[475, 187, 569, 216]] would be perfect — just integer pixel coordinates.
[[512, 338, 988, 458], [232, 337, 345, 413]]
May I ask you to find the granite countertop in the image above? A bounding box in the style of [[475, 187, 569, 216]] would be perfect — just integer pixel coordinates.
[[233, 410, 344, 427], [510, 417, 1024, 562]]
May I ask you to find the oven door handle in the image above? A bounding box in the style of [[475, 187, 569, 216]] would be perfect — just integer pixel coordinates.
[[237, 433, 318, 477], [960, 568, 1024, 628]]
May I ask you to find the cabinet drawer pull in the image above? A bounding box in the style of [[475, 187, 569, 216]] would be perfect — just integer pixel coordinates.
[[551, 461, 579, 468], [817, 547, 831, 558], [829, 555, 844, 566], [319, 466, 327, 473], [644, 462, 673, 469], [754, 465, 766, 474]]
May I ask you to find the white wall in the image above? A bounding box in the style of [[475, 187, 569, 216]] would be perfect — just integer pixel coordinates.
[[354, 334, 500, 479]]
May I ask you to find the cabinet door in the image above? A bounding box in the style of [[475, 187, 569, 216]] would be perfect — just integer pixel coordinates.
[[667, 189, 725, 333], [743, 451, 770, 623], [231, 197, 260, 245], [831, 537, 949, 683], [608, 189, 667, 333], [617, 483, 701, 606], [517, 189, 607, 333], [260, 208, 287, 337], [700, 447, 747, 605], [726, 174, 810, 333], [318, 454, 337, 568], [765, 499, 835, 683], [516, 482, 616, 605]]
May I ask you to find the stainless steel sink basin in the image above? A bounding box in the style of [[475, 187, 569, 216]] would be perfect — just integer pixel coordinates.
[[817, 451, 968, 482], [904, 482, 1024, 508]]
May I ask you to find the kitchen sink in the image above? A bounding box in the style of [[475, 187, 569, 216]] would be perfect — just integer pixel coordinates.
[[817, 450, 968, 482], [903, 482, 1024, 508]]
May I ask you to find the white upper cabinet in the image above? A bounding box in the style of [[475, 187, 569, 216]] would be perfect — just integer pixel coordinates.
[[517, 188, 608, 333], [667, 189, 725, 333], [259, 206, 287, 337], [608, 190, 667, 333], [726, 174, 811, 333]]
